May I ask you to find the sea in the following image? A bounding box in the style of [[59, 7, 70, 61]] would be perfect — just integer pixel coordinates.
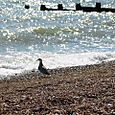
[[0, 0, 115, 77]]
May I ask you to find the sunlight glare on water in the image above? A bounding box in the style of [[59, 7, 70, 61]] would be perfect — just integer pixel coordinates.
[[0, 0, 115, 76]]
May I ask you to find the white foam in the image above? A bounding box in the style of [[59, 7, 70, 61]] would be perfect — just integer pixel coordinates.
[[0, 51, 115, 77]]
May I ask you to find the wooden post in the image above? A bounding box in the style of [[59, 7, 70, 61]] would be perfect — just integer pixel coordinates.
[[58, 4, 63, 10], [76, 3, 82, 10], [95, 2, 101, 12], [40, 5, 46, 11]]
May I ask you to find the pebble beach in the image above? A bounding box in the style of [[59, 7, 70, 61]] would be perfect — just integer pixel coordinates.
[[1, 0, 115, 114], [0, 60, 115, 115]]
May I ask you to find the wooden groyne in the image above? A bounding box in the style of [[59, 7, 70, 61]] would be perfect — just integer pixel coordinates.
[[40, 2, 115, 13]]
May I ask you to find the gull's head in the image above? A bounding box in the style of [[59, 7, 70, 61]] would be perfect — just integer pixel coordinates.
[[36, 58, 42, 62]]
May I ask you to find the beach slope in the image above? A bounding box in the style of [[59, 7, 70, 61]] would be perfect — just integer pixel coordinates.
[[0, 61, 115, 114]]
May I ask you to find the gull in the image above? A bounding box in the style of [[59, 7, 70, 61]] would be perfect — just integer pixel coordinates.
[[36, 58, 50, 75]]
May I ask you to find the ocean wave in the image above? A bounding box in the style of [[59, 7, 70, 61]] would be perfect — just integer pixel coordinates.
[[33, 27, 80, 36], [0, 27, 80, 43], [0, 51, 115, 76]]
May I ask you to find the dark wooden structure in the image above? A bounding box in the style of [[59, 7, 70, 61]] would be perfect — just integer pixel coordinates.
[[40, 2, 115, 13]]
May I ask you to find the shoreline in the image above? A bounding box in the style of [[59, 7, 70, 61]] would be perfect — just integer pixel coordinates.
[[0, 60, 115, 114]]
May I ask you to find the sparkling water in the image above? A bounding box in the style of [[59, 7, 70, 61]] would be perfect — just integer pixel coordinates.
[[0, 0, 115, 76]]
